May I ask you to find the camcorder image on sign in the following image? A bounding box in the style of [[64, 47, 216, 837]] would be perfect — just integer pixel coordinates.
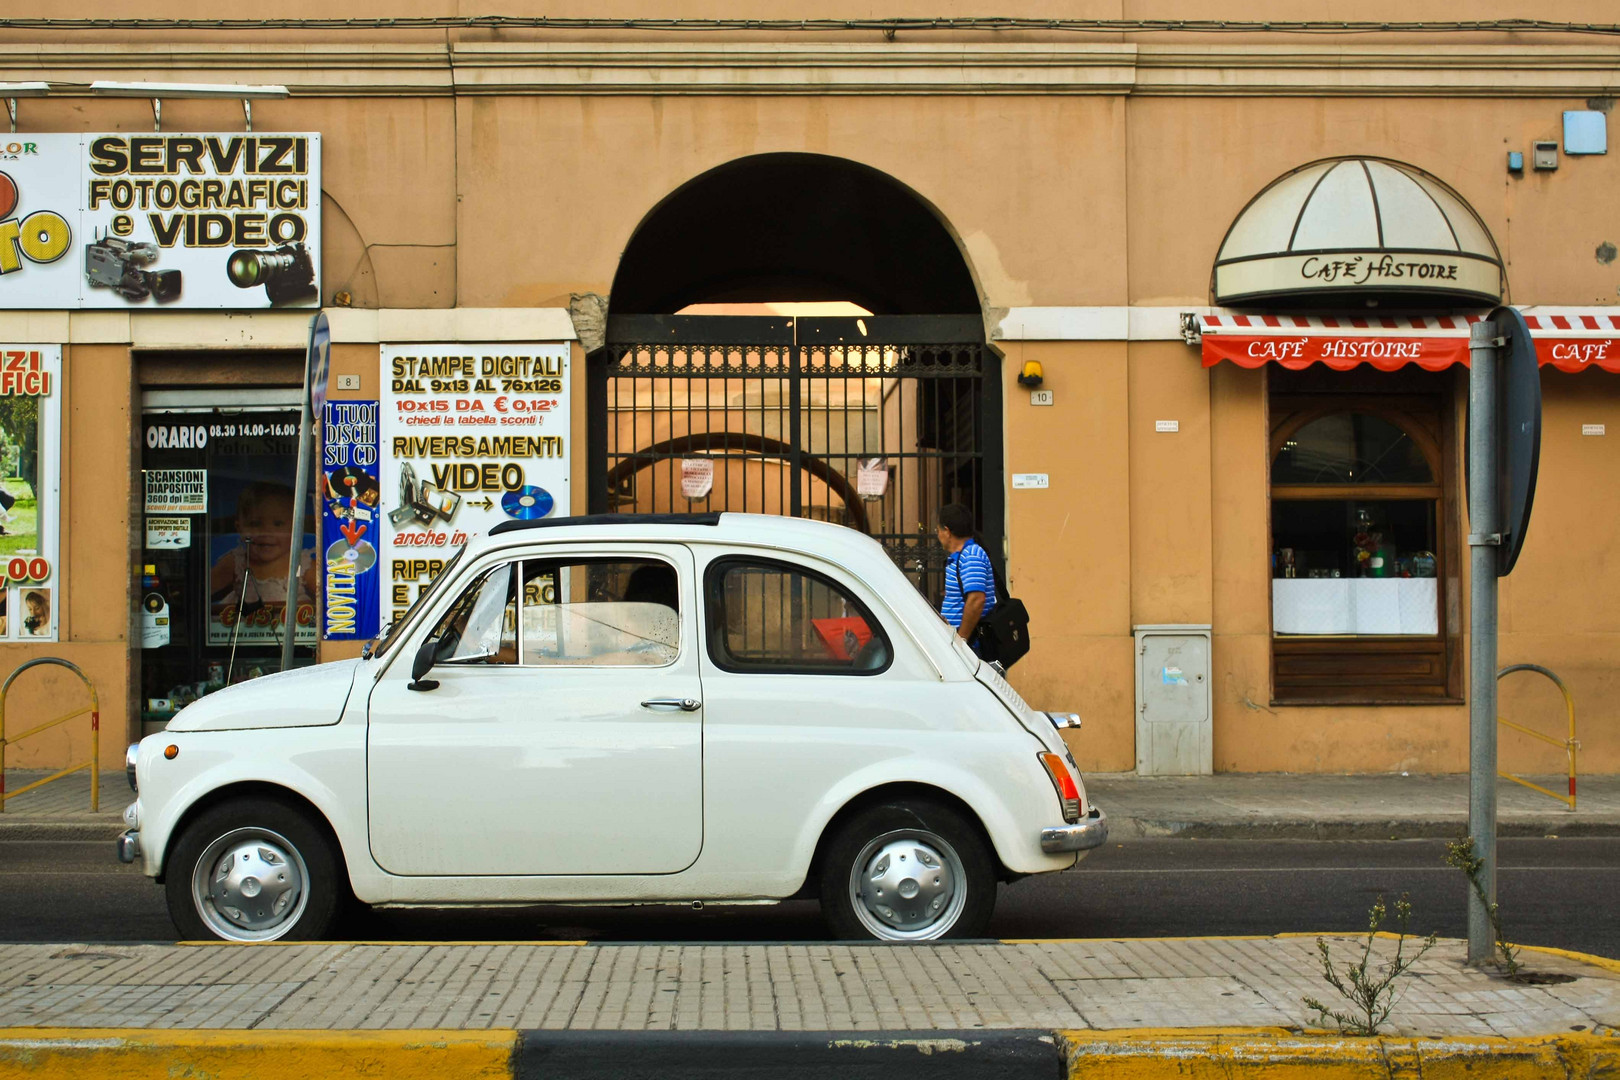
[[84, 234, 181, 303], [226, 242, 316, 306]]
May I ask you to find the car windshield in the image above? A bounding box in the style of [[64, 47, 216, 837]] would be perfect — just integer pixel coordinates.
[[366, 545, 467, 659]]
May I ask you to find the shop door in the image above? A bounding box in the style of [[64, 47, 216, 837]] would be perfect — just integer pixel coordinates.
[[139, 395, 317, 730]]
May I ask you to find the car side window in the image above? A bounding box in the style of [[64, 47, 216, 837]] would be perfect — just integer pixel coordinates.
[[705, 558, 891, 675], [521, 558, 681, 667], [426, 562, 518, 665]]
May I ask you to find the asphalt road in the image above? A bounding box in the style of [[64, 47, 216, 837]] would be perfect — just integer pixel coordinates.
[[2, 837, 1616, 958]]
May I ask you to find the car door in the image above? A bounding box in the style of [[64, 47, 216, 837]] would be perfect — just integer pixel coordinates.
[[366, 544, 703, 876]]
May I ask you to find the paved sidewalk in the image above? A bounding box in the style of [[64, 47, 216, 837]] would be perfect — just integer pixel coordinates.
[[0, 936, 1614, 1036], [4, 768, 1619, 843], [1084, 772, 1620, 839], [0, 769, 125, 841]]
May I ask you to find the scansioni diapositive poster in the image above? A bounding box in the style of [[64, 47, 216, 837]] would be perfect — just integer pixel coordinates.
[[0, 133, 320, 309], [378, 345, 570, 625]]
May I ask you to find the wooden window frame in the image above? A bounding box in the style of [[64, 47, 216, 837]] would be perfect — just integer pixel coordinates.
[[1268, 393, 1463, 705]]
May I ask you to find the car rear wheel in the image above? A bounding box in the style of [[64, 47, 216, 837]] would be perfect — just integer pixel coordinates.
[[164, 797, 343, 942], [818, 799, 996, 941]]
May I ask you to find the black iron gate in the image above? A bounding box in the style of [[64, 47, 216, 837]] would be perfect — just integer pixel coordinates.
[[587, 314, 1002, 603]]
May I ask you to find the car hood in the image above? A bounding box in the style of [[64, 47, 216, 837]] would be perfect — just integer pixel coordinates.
[[164, 659, 363, 732]]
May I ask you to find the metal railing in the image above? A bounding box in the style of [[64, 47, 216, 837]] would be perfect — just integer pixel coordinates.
[[0, 657, 101, 813], [1497, 663, 1578, 812]]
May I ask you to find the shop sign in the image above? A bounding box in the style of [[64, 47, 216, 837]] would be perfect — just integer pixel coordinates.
[[145, 516, 191, 549], [320, 400, 380, 640], [680, 457, 713, 499], [0, 132, 320, 310], [0, 345, 60, 642], [144, 468, 208, 513], [1200, 332, 1468, 372], [856, 457, 888, 498], [378, 345, 571, 625], [140, 588, 171, 648], [1213, 250, 1500, 306]]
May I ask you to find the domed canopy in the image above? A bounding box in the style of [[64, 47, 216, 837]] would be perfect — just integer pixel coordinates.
[[1213, 158, 1503, 307]]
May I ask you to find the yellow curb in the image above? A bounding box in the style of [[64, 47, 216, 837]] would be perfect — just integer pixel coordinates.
[[1514, 942, 1620, 975], [1060, 1029, 1620, 1080], [0, 1028, 517, 1080]]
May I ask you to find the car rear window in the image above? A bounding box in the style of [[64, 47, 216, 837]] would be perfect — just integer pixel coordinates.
[[704, 557, 891, 675]]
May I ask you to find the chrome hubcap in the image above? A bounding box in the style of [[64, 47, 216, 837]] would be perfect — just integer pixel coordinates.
[[848, 828, 966, 941], [191, 828, 308, 941]]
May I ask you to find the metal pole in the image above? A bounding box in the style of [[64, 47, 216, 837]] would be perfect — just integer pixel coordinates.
[[1467, 317, 1500, 966], [282, 365, 316, 673]]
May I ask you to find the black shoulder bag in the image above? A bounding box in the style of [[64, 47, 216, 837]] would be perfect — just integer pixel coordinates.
[[953, 552, 1031, 669]]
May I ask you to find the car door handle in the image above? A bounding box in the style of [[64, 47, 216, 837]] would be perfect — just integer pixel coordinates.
[[640, 697, 702, 712]]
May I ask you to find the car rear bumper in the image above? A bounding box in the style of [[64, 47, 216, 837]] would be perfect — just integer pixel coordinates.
[[1039, 807, 1108, 854]]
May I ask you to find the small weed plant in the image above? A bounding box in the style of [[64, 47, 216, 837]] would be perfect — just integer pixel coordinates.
[[1443, 836, 1520, 976], [1302, 893, 1437, 1036]]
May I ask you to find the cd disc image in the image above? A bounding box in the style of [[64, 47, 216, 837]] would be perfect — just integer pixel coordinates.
[[325, 537, 377, 572], [502, 485, 554, 520], [325, 465, 378, 503]]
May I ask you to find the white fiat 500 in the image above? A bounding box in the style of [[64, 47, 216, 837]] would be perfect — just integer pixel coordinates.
[[120, 513, 1106, 942]]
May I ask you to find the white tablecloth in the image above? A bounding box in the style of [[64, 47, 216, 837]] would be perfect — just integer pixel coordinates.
[[1272, 578, 1438, 635]]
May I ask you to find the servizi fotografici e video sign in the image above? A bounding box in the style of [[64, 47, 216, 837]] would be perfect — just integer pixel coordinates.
[[0, 133, 320, 309]]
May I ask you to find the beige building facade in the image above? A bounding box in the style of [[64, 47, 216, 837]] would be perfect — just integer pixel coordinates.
[[1, 5, 1617, 780]]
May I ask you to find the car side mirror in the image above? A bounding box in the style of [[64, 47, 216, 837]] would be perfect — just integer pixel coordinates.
[[407, 639, 440, 692]]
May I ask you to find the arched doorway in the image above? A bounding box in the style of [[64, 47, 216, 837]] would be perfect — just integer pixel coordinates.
[[588, 154, 1001, 599]]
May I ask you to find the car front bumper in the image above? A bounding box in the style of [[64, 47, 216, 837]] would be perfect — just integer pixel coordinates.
[[117, 830, 141, 864], [1039, 807, 1108, 854]]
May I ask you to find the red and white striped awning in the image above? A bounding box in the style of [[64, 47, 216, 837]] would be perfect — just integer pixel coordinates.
[[1522, 312, 1620, 371], [1198, 310, 1620, 373]]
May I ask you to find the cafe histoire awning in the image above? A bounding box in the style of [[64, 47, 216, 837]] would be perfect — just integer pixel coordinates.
[[1197, 311, 1620, 373]]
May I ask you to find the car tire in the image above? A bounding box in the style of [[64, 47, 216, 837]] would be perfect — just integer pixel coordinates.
[[818, 798, 996, 942], [165, 796, 344, 942]]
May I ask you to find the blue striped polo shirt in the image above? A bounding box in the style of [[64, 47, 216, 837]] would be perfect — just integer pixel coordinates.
[[942, 538, 998, 628]]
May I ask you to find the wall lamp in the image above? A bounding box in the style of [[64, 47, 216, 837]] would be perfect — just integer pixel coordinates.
[[0, 83, 50, 134], [89, 81, 290, 132]]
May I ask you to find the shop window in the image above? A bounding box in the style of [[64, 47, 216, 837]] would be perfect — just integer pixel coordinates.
[[1270, 398, 1458, 703], [141, 405, 317, 724]]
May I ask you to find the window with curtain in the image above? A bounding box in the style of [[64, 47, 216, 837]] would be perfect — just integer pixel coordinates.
[[1269, 398, 1457, 703]]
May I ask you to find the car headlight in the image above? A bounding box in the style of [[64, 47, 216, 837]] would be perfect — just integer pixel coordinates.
[[125, 743, 139, 792]]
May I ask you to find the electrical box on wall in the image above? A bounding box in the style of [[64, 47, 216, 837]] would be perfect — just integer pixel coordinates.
[[1133, 625, 1213, 776], [1564, 110, 1608, 155], [1534, 141, 1560, 170]]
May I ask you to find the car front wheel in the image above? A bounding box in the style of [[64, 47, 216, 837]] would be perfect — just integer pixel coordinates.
[[819, 799, 996, 941], [164, 797, 343, 942]]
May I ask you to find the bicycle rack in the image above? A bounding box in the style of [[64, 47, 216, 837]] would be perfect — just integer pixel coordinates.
[[1497, 663, 1578, 812], [0, 657, 101, 812]]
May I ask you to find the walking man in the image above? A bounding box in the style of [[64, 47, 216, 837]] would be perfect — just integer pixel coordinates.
[[937, 503, 997, 649]]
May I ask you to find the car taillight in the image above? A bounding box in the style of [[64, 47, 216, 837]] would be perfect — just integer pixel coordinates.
[[1039, 752, 1081, 823]]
